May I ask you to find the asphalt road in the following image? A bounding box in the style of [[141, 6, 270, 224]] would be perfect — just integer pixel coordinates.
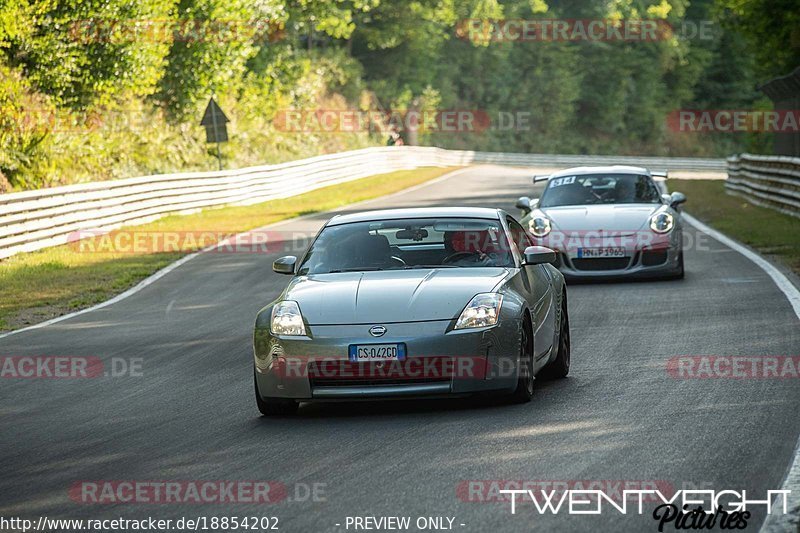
[[1, 165, 799, 533]]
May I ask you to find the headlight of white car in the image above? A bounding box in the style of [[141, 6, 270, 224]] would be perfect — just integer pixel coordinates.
[[649, 212, 674, 234], [454, 293, 503, 329], [271, 301, 307, 336], [529, 216, 551, 237]]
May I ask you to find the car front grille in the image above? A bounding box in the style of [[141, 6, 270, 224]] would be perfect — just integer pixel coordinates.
[[308, 358, 454, 388], [571, 257, 631, 271]]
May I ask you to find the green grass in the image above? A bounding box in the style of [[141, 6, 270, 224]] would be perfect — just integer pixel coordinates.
[[672, 179, 800, 274], [0, 166, 457, 332]]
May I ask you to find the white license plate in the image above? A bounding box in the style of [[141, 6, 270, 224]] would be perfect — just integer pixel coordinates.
[[349, 344, 406, 362], [574, 247, 626, 259]]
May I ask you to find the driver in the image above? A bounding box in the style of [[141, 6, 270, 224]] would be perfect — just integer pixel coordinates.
[[443, 229, 503, 265]]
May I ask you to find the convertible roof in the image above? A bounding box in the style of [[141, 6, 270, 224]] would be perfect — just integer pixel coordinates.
[[327, 207, 503, 226], [549, 165, 650, 178]]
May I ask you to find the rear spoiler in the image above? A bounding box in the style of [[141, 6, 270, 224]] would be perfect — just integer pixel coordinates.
[[532, 174, 550, 183], [651, 170, 669, 180], [651, 170, 669, 195]]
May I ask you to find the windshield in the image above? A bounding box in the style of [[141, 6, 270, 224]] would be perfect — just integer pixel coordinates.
[[539, 174, 662, 207], [297, 218, 514, 275]]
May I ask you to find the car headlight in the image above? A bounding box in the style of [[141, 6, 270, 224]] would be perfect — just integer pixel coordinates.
[[529, 216, 551, 238], [649, 212, 675, 234], [454, 293, 503, 330], [270, 301, 307, 336]]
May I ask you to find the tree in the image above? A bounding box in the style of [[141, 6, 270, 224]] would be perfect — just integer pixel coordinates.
[[0, 0, 173, 108], [714, 0, 800, 79], [155, 0, 282, 118]]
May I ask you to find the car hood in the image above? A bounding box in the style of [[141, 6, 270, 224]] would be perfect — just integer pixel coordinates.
[[539, 204, 662, 232], [283, 268, 510, 325]]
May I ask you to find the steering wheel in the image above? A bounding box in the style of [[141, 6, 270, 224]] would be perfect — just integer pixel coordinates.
[[390, 256, 406, 266], [442, 251, 477, 264]]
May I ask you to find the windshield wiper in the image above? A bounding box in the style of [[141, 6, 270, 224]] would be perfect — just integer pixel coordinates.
[[402, 264, 458, 269]]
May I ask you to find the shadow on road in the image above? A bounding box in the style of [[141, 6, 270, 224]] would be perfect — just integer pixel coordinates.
[[252, 377, 571, 421]]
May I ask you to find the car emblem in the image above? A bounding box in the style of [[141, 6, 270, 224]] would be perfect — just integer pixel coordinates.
[[369, 325, 387, 337]]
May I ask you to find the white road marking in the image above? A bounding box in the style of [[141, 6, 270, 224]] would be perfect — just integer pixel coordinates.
[[682, 214, 800, 319], [683, 213, 800, 533], [0, 248, 208, 340]]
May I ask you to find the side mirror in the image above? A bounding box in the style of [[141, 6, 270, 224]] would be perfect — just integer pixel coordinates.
[[661, 193, 672, 204], [523, 245, 557, 265], [273, 255, 297, 275], [670, 191, 687, 208], [515, 196, 532, 215]]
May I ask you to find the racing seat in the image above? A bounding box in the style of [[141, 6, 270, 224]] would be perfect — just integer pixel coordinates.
[[342, 232, 394, 268], [613, 179, 635, 203], [559, 181, 591, 204]]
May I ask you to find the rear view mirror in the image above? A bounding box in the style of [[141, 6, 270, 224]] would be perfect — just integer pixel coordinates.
[[523, 246, 556, 265], [395, 228, 428, 241], [273, 256, 297, 275], [516, 196, 532, 215], [670, 191, 687, 208]]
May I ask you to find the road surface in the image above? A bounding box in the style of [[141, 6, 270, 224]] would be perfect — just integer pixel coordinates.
[[1, 165, 798, 532]]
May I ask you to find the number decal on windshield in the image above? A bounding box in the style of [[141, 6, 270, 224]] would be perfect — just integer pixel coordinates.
[[549, 176, 576, 188]]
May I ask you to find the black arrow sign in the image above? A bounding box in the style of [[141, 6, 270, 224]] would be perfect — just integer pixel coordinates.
[[201, 98, 229, 128], [200, 97, 229, 170]]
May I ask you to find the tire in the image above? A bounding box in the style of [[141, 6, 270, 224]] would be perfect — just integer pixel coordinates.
[[510, 316, 535, 403], [542, 294, 570, 379], [254, 370, 298, 416]]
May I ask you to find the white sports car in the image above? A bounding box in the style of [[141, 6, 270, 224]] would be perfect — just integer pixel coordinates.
[[516, 166, 687, 280]]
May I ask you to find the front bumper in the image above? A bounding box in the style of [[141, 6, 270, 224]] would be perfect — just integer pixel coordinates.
[[254, 319, 521, 401], [537, 231, 683, 280]]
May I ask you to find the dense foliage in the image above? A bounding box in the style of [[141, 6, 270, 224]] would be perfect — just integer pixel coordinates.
[[0, 0, 797, 190]]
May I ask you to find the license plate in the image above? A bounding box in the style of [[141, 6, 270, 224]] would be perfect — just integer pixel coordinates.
[[574, 247, 626, 259], [349, 344, 406, 362]]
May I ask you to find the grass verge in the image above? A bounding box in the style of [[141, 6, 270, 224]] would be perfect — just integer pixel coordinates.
[[0, 166, 458, 332], [672, 179, 800, 275]]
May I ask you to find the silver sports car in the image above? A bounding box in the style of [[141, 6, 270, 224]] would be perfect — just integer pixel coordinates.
[[253, 207, 570, 415], [516, 166, 687, 280]]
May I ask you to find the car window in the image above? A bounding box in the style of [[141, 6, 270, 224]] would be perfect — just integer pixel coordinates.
[[539, 174, 661, 207], [506, 216, 533, 255], [297, 217, 514, 274]]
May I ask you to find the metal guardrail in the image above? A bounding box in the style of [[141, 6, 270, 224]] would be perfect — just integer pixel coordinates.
[[0, 147, 726, 259], [726, 153, 800, 218], [469, 152, 727, 171]]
